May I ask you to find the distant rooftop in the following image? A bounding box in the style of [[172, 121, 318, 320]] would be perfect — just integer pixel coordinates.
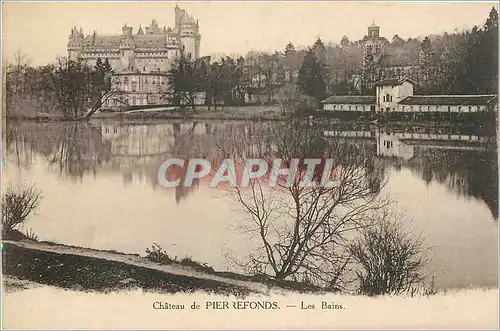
[[399, 95, 498, 106], [373, 77, 417, 87], [321, 95, 376, 104]]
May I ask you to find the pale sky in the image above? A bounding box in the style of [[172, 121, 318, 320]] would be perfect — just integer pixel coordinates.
[[2, 1, 498, 66]]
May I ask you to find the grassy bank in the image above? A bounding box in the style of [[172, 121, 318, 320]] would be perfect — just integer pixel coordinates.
[[1, 240, 327, 296], [2, 242, 251, 296]]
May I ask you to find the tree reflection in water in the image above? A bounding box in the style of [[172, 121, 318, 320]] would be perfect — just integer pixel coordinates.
[[4, 121, 498, 218], [6, 121, 112, 181]]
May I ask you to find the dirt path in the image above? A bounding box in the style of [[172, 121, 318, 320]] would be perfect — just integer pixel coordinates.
[[2, 240, 271, 294]]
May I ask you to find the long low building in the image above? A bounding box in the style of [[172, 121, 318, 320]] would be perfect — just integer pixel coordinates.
[[321, 78, 498, 114]]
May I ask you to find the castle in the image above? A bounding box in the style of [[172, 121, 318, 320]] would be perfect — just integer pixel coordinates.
[[67, 5, 201, 73], [67, 5, 201, 109]]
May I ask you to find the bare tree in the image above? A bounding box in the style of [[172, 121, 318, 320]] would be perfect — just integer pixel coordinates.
[[349, 209, 429, 296], [5, 49, 31, 113], [2, 184, 41, 237], [216, 120, 388, 289]]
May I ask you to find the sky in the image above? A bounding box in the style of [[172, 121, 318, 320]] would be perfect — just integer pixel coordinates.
[[2, 1, 498, 66]]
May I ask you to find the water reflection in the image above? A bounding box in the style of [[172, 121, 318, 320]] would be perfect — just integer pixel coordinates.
[[5, 120, 498, 220], [6, 122, 112, 180]]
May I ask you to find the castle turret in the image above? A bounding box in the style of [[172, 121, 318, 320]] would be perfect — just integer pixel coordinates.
[[120, 24, 135, 70], [175, 5, 201, 59], [67, 26, 83, 61], [122, 24, 133, 36]]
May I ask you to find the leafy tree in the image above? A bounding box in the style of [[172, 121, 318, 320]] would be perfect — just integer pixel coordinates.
[[340, 35, 351, 47], [392, 34, 405, 45], [482, 7, 498, 93], [276, 84, 317, 117], [298, 49, 326, 102], [284, 42, 296, 56], [51, 57, 94, 117], [103, 58, 113, 73], [166, 54, 201, 110]]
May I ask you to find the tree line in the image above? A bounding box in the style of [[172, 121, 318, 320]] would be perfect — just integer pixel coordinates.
[[4, 7, 497, 117], [5, 55, 113, 118], [167, 7, 498, 109]]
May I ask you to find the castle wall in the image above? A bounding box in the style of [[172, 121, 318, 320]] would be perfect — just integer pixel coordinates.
[[67, 6, 200, 109]]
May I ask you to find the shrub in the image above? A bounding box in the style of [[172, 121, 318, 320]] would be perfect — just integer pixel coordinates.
[[2, 184, 42, 238], [350, 211, 429, 296], [145, 243, 174, 264], [145, 244, 215, 273], [179, 257, 215, 273]]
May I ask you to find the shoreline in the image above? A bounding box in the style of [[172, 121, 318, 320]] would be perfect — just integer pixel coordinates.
[[5, 107, 495, 130], [1, 240, 328, 296], [3, 240, 497, 296]]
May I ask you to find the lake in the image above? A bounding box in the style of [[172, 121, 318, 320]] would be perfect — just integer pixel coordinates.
[[3, 119, 498, 290]]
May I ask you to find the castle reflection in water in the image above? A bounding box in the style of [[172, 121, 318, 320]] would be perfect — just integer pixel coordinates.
[[5, 120, 498, 218]]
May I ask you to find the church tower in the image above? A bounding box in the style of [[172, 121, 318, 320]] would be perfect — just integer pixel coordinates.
[[363, 21, 383, 64]]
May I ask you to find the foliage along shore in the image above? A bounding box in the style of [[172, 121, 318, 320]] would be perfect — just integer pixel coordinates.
[[5, 106, 287, 122], [1, 238, 330, 296], [5, 105, 497, 133]]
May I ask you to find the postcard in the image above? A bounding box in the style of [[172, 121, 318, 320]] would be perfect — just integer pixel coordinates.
[[2, 1, 498, 329]]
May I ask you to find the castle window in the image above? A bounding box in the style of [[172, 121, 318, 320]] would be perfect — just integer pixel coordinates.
[[448, 106, 451, 112], [428, 106, 431, 111], [458, 106, 462, 112], [469, 106, 472, 112]]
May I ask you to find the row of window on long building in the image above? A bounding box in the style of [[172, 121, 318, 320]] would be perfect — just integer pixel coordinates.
[[329, 104, 487, 112]]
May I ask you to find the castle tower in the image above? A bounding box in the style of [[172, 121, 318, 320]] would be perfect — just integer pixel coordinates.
[[67, 26, 83, 61], [175, 5, 201, 59], [120, 24, 135, 70]]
